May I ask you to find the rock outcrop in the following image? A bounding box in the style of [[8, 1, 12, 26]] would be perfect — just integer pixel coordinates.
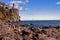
[[0, 2, 20, 22]]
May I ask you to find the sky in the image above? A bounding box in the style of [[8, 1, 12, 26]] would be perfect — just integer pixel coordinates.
[[1, 0, 60, 20]]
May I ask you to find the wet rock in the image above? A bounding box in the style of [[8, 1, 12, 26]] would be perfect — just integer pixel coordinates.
[[21, 30, 29, 36], [34, 33, 38, 37], [41, 29, 47, 34], [29, 27, 35, 32], [0, 37, 3, 40]]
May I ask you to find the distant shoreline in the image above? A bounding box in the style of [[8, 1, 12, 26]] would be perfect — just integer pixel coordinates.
[[21, 20, 60, 21]]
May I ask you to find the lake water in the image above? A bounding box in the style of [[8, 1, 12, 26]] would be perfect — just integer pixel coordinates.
[[17, 20, 60, 27]]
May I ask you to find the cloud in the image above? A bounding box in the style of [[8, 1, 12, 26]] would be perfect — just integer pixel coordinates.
[[19, 7, 23, 10], [20, 15, 60, 20], [9, 1, 25, 8], [56, 2, 60, 4], [25, 8, 30, 10], [9, 0, 30, 10], [10, 1, 25, 4], [26, 0, 29, 3]]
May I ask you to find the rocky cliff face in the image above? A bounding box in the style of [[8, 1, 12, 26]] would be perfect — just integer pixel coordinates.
[[0, 2, 20, 22]]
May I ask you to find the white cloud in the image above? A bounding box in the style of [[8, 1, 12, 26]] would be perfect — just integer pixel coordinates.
[[9, 0, 30, 10], [9, 0, 25, 8], [10, 1, 25, 4], [20, 15, 60, 20], [26, 0, 29, 3], [19, 7, 23, 10], [25, 8, 30, 10], [56, 2, 60, 4]]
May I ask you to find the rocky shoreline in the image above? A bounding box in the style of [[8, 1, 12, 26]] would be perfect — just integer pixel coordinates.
[[0, 21, 60, 40]]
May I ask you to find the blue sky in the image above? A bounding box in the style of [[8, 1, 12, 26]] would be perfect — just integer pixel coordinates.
[[1, 0, 60, 20]]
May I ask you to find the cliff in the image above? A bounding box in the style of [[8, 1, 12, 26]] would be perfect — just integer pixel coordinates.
[[0, 2, 20, 22]]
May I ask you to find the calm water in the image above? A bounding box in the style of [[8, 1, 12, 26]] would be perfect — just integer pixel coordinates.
[[17, 20, 60, 27]]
